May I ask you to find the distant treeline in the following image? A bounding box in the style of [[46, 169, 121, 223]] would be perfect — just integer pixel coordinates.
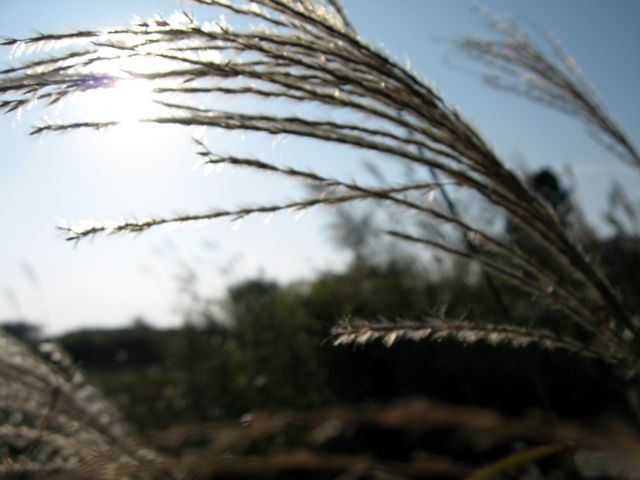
[[3, 246, 632, 431]]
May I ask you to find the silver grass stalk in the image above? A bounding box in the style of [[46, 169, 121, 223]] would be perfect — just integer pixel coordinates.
[[0, 0, 638, 378], [331, 317, 620, 365], [0, 330, 164, 478], [455, 9, 640, 170]]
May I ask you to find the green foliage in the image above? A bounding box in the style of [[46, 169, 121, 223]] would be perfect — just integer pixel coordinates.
[[58, 324, 171, 370], [229, 280, 330, 408], [65, 255, 627, 433]]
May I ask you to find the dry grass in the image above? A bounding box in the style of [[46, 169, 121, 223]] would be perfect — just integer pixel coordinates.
[[1, 0, 637, 374]]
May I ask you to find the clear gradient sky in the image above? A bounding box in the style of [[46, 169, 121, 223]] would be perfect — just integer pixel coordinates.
[[1, 1, 639, 335]]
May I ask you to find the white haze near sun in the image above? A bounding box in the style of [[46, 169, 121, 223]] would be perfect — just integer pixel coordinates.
[[0, 1, 639, 335]]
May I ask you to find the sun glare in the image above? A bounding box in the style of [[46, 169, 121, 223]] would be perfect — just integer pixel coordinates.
[[72, 79, 168, 173], [79, 78, 160, 124], [74, 71, 164, 126], [70, 59, 183, 175]]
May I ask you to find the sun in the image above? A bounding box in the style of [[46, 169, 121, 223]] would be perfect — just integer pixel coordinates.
[[69, 65, 182, 174], [78, 77, 161, 125], [72, 64, 166, 127]]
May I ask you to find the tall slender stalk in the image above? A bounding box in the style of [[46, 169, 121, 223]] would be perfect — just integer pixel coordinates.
[[1, 0, 638, 376]]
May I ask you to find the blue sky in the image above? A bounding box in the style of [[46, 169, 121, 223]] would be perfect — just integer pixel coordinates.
[[1, 1, 639, 335]]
